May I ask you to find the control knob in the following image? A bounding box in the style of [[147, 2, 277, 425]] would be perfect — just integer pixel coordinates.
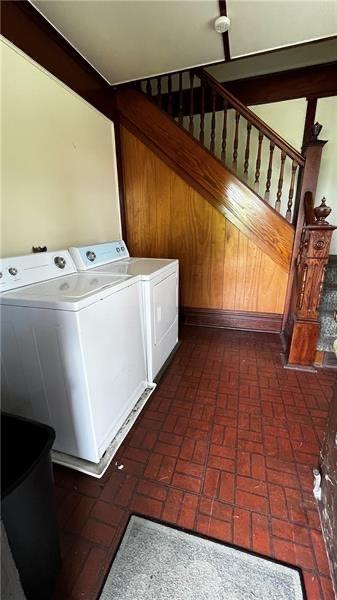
[[54, 256, 66, 269], [86, 251, 96, 262], [8, 267, 18, 276]]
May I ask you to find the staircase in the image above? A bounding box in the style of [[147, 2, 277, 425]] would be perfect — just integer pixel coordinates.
[[114, 66, 335, 369], [317, 256, 337, 355], [138, 67, 304, 224]]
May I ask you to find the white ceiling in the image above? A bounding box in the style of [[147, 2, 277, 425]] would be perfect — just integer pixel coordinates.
[[31, 0, 337, 85]]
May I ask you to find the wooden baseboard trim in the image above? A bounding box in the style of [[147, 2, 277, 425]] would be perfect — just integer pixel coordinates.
[[181, 307, 282, 333]]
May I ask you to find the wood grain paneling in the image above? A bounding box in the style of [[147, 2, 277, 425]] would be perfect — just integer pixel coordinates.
[[121, 127, 288, 314], [114, 88, 294, 272]]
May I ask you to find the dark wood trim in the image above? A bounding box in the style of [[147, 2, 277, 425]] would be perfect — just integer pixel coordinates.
[[181, 308, 282, 333], [302, 99, 317, 148], [222, 62, 337, 106], [161, 62, 337, 118], [115, 88, 294, 272], [314, 350, 337, 370], [218, 0, 230, 62], [1, 0, 115, 120], [113, 116, 128, 244], [195, 68, 304, 166]]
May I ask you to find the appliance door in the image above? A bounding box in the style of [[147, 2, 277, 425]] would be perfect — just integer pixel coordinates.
[[149, 269, 179, 380], [78, 280, 147, 458]]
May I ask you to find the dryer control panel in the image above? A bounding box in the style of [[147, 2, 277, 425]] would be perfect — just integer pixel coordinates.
[[69, 241, 130, 271]]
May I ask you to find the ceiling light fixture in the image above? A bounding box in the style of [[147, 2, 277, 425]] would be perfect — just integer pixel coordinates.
[[214, 16, 231, 34]]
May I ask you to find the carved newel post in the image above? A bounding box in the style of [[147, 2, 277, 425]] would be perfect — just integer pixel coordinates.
[[287, 198, 336, 368]]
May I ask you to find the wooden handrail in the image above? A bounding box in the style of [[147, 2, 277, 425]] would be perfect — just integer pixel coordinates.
[[194, 68, 305, 167]]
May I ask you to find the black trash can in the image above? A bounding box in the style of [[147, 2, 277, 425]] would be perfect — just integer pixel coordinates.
[[1, 413, 61, 600]]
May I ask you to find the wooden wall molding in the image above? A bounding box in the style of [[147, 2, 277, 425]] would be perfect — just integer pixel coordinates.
[[1, 0, 115, 120], [159, 62, 337, 118], [182, 308, 282, 333], [221, 61, 337, 106], [114, 87, 294, 272]]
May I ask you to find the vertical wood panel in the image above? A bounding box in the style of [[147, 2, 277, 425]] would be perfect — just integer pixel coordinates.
[[121, 127, 288, 315]]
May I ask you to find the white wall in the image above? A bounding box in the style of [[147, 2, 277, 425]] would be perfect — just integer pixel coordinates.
[[1, 39, 121, 258], [316, 97, 337, 255]]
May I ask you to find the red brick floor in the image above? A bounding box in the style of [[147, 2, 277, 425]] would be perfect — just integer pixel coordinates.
[[52, 326, 337, 600]]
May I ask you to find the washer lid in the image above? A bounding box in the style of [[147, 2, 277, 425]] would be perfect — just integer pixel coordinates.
[[0, 273, 134, 311], [92, 258, 178, 279]]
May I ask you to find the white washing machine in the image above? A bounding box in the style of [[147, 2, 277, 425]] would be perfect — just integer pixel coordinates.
[[69, 241, 179, 384], [0, 250, 150, 477]]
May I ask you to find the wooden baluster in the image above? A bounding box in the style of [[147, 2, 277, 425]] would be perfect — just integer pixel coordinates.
[[189, 72, 194, 135], [286, 161, 298, 222], [243, 122, 252, 179], [199, 80, 205, 145], [264, 142, 275, 201], [178, 72, 183, 126], [210, 89, 216, 154], [168, 74, 173, 116], [146, 79, 152, 97], [275, 151, 286, 212], [232, 111, 240, 170], [221, 100, 228, 162], [157, 76, 162, 108], [254, 131, 263, 191]]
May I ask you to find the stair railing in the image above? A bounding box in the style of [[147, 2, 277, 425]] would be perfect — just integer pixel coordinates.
[[139, 67, 305, 224]]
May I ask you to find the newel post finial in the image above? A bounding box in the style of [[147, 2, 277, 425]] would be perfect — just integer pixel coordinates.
[[314, 197, 332, 226], [311, 121, 323, 141]]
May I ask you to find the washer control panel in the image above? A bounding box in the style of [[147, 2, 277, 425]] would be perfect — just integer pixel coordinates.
[[69, 240, 130, 270], [0, 251, 76, 292]]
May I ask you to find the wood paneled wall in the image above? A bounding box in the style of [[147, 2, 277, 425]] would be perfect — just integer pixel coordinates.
[[120, 126, 289, 314]]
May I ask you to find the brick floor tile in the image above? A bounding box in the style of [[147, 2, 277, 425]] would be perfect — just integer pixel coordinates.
[[178, 493, 198, 529], [268, 483, 288, 520], [303, 571, 323, 600], [271, 518, 311, 546], [154, 441, 180, 458], [162, 489, 183, 523], [233, 507, 251, 549], [176, 458, 204, 478], [65, 496, 96, 534], [251, 454, 266, 480], [81, 518, 116, 547], [71, 547, 108, 600], [196, 514, 232, 542], [237, 475, 267, 497], [311, 530, 331, 576], [130, 494, 163, 519], [219, 472, 235, 503], [199, 497, 233, 522], [236, 489, 268, 514], [90, 501, 125, 529], [203, 468, 220, 498], [252, 513, 271, 555], [273, 538, 315, 570], [136, 480, 167, 502], [172, 472, 201, 494], [320, 576, 335, 600]]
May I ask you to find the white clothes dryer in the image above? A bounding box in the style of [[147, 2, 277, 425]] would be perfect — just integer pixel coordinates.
[[69, 241, 179, 384]]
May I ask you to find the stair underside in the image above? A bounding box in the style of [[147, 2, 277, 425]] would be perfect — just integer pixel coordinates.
[[114, 88, 294, 273]]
